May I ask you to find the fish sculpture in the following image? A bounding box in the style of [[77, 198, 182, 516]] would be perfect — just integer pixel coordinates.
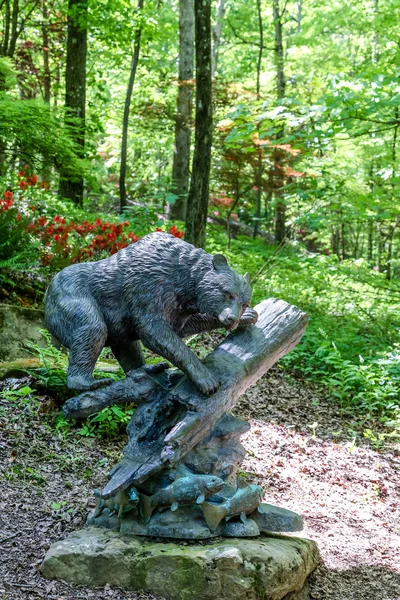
[[94, 486, 139, 519], [140, 475, 224, 523], [202, 483, 263, 532]]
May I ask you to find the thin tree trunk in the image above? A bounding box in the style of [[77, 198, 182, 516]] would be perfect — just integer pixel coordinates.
[[387, 109, 399, 279], [7, 0, 19, 57], [54, 62, 60, 107], [378, 222, 384, 272], [331, 226, 339, 257], [185, 0, 212, 248], [272, 0, 286, 244], [2, 0, 11, 56], [42, 0, 51, 103], [341, 220, 346, 260], [58, 0, 88, 205], [41, 0, 51, 181], [211, 0, 225, 77], [367, 220, 373, 263], [119, 0, 144, 213], [386, 227, 393, 280], [273, 0, 285, 99], [253, 0, 263, 239], [169, 0, 194, 221], [297, 0, 302, 32]]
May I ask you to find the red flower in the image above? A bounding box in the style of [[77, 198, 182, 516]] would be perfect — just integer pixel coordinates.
[[169, 225, 184, 238], [16, 213, 22, 222], [4, 191, 13, 201], [53, 234, 61, 242], [37, 216, 47, 227], [27, 174, 38, 186], [19, 180, 28, 190], [29, 205, 37, 212]]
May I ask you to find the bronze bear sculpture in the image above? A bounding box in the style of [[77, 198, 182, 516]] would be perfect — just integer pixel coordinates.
[[44, 232, 258, 395]]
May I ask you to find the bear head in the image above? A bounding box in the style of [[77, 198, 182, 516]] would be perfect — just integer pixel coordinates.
[[196, 254, 252, 331]]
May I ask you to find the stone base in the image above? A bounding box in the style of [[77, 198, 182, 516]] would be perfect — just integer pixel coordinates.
[[41, 527, 319, 600]]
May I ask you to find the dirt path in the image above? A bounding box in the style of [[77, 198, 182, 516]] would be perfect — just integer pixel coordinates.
[[1, 370, 399, 600]]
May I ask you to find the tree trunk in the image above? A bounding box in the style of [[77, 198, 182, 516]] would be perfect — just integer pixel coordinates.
[[211, 0, 225, 77], [253, 0, 263, 239], [7, 0, 19, 57], [341, 220, 346, 261], [367, 220, 373, 264], [58, 0, 88, 205], [386, 226, 393, 281], [119, 0, 144, 213], [169, 0, 194, 221], [272, 0, 286, 244], [42, 0, 51, 103], [2, 0, 11, 56], [185, 0, 212, 248], [378, 222, 384, 272], [297, 0, 302, 32], [331, 226, 339, 257]]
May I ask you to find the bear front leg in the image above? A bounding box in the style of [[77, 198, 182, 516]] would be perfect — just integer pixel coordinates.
[[67, 324, 113, 392], [138, 318, 220, 396], [178, 314, 221, 338]]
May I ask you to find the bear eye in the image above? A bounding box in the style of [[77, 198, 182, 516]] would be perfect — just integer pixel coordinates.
[[224, 291, 236, 301]]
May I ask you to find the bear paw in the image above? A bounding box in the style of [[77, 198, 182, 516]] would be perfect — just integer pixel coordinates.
[[67, 375, 114, 392], [239, 307, 258, 326]]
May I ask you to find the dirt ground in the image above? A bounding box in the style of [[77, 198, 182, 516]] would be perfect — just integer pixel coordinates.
[[1, 368, 399, 600]]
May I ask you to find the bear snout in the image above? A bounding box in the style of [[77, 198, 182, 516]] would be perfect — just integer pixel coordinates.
[[218, 308, 240, 329]]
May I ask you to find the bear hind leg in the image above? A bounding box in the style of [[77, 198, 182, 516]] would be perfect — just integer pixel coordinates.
[[67, 324, 113, 392], [111, 341, 145, 374], [111, 341, 169, 376]]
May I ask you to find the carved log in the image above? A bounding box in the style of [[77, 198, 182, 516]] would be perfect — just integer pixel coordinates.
[[101, 298, 307, 498]]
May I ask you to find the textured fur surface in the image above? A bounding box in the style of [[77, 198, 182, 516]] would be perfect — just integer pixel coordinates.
[[44, 232, 257, 394]]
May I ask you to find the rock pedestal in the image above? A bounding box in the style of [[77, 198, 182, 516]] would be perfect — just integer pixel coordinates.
[[41, 528, 319, 600]]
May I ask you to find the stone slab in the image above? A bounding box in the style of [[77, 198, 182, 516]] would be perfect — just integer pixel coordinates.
[[251, 504, 304, 533], [0, 304, 45, 362], [41, 527, 319, 600]]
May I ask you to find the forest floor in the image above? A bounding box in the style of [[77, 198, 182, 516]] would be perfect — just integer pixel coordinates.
[[0, 368, 399, 600]]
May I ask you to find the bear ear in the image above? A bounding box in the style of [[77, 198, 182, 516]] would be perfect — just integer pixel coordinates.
[[212, 254, 229, 271], [243, 272, 251, 284]]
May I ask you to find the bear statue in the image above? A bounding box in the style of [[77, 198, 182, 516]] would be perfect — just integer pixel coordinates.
[[44, 232, 258, 395]]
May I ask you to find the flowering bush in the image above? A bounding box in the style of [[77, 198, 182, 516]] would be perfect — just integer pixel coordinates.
[[0, 189, 31, 267], [1, 174, 185, 272], [155, 225, 184, 239]]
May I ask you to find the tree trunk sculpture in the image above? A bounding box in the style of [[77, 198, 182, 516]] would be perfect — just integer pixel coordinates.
[[64, 298, 308, 539]]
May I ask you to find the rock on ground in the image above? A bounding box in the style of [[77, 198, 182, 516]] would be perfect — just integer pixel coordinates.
[[41, 527, 319, 600]]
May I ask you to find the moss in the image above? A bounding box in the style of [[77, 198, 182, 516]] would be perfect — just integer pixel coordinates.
[[0, 357, 41, 379]]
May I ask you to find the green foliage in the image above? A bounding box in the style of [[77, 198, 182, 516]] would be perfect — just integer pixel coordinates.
[[0, 198, 35, 282], [0, 60, 86, 178], [77, 404, 135, 439], [206, 225, 400, 420], [25, 329, 133, 438]]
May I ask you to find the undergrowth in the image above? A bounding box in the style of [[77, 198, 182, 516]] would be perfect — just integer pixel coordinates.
[[25, 331, 132, 438]]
